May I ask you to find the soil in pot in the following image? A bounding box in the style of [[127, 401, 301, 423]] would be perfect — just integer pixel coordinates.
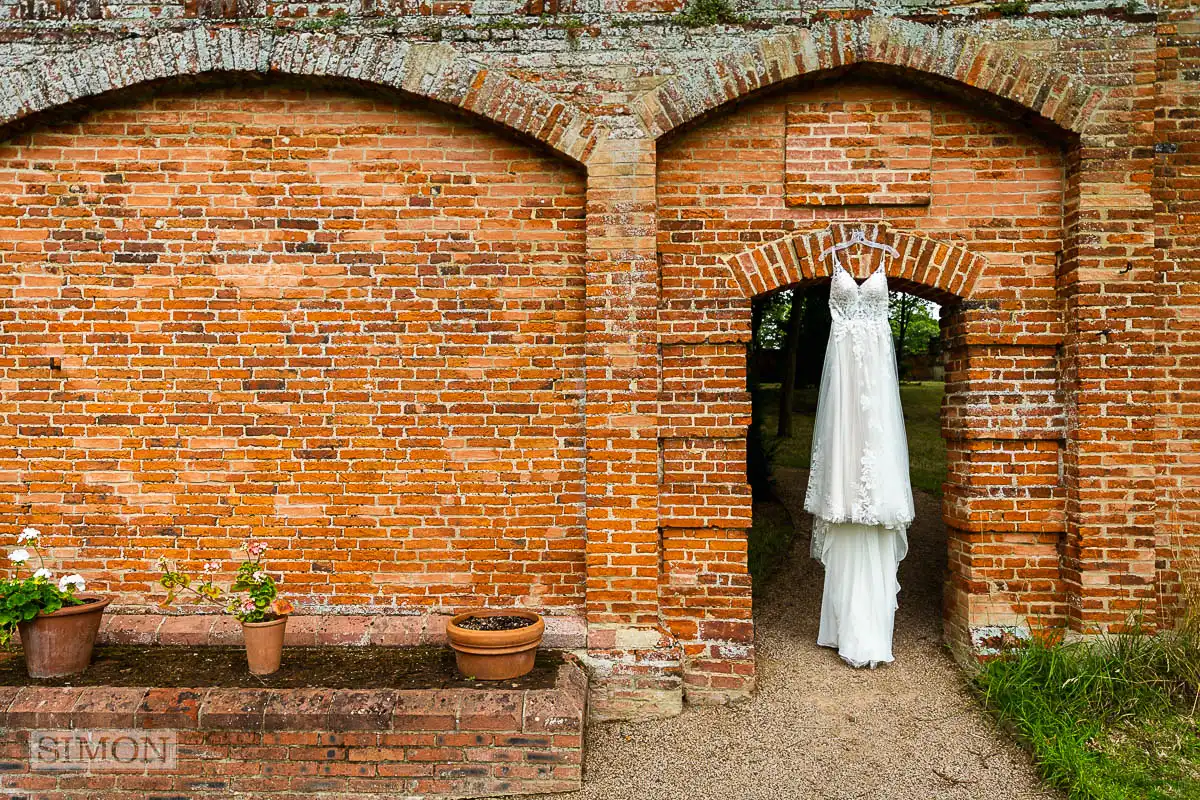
[[455, 615, 537, 632], [17, 595, 111, 679]]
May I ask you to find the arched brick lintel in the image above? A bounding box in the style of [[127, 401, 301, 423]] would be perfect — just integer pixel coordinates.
[[635, 17, 1104, 139], [728, 223, 986, 303], [0, 27, 600, 166]]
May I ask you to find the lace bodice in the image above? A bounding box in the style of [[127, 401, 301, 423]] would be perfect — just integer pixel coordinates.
[[829, 263, 890, 326]]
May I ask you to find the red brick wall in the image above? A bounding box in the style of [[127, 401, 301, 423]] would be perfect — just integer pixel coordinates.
[[0, 12, 1191, 722], [1054, 33, 1159, 634], [0, 82, 589, 614]]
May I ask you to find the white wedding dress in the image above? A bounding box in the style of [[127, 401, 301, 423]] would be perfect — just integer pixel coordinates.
[[803, 258, 914, 668]]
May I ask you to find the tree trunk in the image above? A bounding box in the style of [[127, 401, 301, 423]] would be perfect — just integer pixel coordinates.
[[749, 297, 764, 386], [776, 289, 805, 438], [892, 292, 915, 372], [747, 297, 771, 498], [800, 284, 831, 388]]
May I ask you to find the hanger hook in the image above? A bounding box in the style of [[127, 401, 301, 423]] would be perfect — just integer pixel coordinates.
[[818, 225, 900, 262]]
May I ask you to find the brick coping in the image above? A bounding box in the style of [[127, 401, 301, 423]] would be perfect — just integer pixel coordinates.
[[0, 660, 587, 732], [94, 612, 588, 650]]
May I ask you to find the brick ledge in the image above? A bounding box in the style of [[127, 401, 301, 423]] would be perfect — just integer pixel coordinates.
[[94, 612, 588, 650]]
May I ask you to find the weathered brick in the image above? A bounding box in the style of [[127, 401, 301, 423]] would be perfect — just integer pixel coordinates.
[[136, 688, 207, 729]]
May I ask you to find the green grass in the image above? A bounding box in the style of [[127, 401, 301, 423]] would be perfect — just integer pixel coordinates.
[[977, 624, 1200, 800], [757, 380, 947, 495]]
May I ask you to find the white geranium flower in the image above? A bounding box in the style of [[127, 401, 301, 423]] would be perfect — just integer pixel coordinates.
[[18, 528, 40, 544], [33, 568, 52, 580], [8, 549, 30, 565], [252, 570, 267, 582], [58, 574, 85, 593]]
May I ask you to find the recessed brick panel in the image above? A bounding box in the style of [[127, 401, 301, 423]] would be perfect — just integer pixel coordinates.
[[660, 437, 751, 530], [0, 82, 588, 613], [785, 100, 932, 207]]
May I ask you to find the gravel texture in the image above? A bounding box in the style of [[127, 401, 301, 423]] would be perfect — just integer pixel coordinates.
[[523, 469, 1056, 800]]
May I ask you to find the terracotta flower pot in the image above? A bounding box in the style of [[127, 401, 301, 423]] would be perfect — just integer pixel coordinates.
[[242, 616, 288, 675], [447, 609, 545, 681], [17, 595, 111, 679]]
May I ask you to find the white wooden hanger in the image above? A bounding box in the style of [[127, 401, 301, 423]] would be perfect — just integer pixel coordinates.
[[819, 227, 900, 270]]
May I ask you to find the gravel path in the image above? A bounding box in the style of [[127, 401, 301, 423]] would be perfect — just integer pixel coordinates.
[[526, 469, 1055, 800]]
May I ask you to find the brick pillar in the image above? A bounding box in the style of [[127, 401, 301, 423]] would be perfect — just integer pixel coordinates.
[[581, 137, 682, 721], [1060, 122, 1159, 632], [1153, 10, 1200, 619], [941, 303, 1068, 659], [657, 342, 755, 704]]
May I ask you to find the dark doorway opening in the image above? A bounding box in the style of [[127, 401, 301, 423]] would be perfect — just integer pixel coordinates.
[[746, 283, 948, 640]]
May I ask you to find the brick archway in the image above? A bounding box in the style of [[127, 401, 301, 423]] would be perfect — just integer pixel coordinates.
[[633, 17, 1103, 139], [656, 219, 1067, 699], [634, 23, 1157, 718], [726, 223, 986, 302], [0, 27, 600, 165]]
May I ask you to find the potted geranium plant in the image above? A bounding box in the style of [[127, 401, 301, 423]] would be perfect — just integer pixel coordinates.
[[155, 541, 295, 675], [0, 527, 110, 678]]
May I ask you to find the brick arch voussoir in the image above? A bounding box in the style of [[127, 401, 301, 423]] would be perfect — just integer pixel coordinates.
[[635, 17, 1103, 139], [0, 27, 600, 165], [728, 223, 985, 303]]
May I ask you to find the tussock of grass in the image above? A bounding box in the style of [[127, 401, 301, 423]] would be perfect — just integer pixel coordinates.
[[1161, 546, 1200, 708], [977, 611, 1200, 800]]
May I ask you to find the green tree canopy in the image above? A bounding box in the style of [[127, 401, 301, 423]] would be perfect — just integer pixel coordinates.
[[889, 293, 940, 359], [755, 290, 795, 350]]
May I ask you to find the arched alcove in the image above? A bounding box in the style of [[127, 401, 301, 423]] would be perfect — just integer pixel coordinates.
[[654, 66, 1074, 700], [0, 74, 590, 615], [634, 17, 1100, 140], [0, 29, 599, 165]]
